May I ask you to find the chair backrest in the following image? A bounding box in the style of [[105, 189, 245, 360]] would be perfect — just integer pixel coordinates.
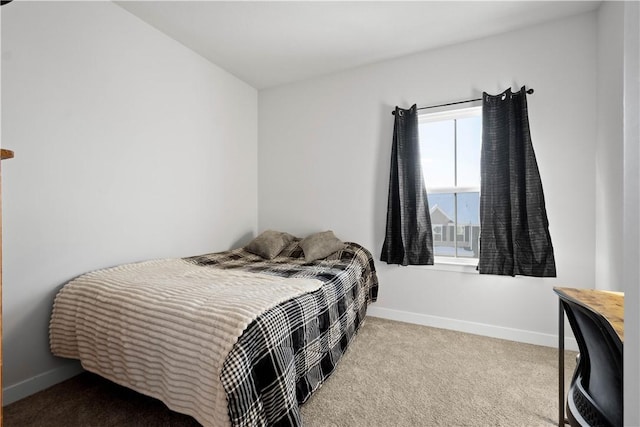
[[560, 296, 623, 427]]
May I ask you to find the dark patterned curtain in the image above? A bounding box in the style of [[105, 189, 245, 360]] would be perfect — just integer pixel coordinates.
[[381, 105, 434, 266], [478, 87, 556, 277]]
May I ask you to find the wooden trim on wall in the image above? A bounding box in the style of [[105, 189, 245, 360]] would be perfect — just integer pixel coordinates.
[[1, 149, 14, 160]]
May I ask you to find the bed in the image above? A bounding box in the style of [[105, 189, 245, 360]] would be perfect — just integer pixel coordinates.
[[49, 232, 378, 427]]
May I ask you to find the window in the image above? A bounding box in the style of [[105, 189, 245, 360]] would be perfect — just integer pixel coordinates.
[[432, 225, 442, 242], [419, 106, 481, 264]]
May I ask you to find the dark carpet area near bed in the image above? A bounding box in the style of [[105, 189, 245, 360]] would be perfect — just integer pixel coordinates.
[[5, 371, 200, 427]]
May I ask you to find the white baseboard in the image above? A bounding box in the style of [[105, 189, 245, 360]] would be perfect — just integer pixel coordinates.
[[3, 362, 84, 406], [367, 306, 579, 352]]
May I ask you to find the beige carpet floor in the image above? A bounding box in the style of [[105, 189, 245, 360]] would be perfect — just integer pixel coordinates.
[[300, 317, 576, 427], [4, 316, 577, 426]]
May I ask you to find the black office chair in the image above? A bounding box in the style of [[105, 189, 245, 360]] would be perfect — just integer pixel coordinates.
[[559, 295, 623, 427]]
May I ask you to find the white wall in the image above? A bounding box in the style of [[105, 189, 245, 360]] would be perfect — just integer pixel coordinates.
[[259, 13, 597, 347], [596, 3, 639, 421], [622, 1, 640, 424], [596, 2, 624, 292], [1, 2, 257, 403]]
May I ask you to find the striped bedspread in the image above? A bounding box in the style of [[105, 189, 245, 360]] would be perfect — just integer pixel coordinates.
[[50, 241, 378, 426]]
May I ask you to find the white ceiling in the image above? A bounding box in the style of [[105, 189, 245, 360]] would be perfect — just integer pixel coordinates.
[[116, 1, 601, 90]]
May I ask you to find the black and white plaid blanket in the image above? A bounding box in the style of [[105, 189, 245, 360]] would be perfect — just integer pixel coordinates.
[[185, 241, 378, 426]]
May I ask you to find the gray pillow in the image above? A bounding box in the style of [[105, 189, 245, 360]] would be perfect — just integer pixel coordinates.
[[300, 230, 345, 262], [245, 230, 296, 259]]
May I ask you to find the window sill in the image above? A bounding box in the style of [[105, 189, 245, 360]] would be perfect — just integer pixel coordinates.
[[408, 257, 478, 274]]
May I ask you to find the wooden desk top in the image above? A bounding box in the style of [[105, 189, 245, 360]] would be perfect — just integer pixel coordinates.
[[554, 287, 624, 342]]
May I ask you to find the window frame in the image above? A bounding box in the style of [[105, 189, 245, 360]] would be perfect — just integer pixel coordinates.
[[418, 105, 482, 267]]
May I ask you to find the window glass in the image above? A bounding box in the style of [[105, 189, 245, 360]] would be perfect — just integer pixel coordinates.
[[427, 192, 455, 257], [420, 107, 481, 263], [456, 192, 480, 258], [456, 116, 482, 188], [419, 120, 455, 188]]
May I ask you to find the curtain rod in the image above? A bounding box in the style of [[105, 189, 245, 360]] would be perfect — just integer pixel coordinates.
[[392, 88, 534, 115]]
